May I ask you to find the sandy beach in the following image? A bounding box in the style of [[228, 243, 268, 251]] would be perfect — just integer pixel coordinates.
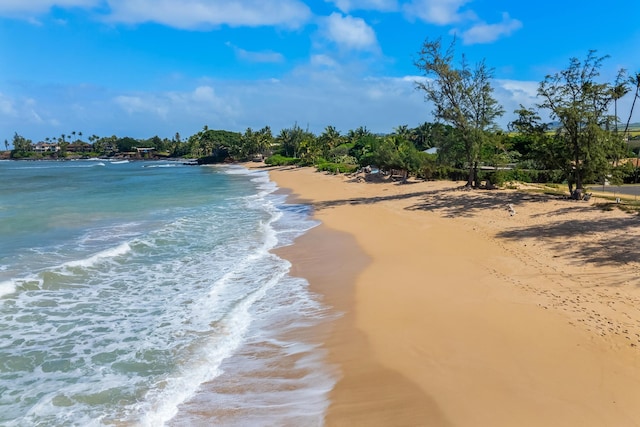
[[265, 165, 640, 426]]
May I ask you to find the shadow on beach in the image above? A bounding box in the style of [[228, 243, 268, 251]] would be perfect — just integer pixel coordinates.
[[311, 183, 559, 218], [307, 180, 640, 270], [496, 217, 640, 267]]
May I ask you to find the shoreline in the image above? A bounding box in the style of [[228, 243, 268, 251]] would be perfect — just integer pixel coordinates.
[[262, 165, 640, 426]]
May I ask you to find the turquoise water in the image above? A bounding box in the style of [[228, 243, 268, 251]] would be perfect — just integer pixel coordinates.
[[0, 160, 334, 426]]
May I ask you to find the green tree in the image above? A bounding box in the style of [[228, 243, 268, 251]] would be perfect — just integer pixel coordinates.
[[147, 135, 164, 151], [317, 125, 343, 160], [409, 122, 434, 151], [254, 126, 273, 159], [238, 127, 256, 160], [350, 134, 381, 167], [415, 37, 504, 187], [116, 137, 138, 152], [508, 106, 554, 168], [346, 126, 372, 144], [12, 132, 32, 153], [59, 140, 69, 156], [276, 123, 307, 158], [612, 70, 630, 135], [187, 127, 241, 161], [393, 125, 411, 140], [623, 72, 640, 139], [368, 135, 425, 182], [537, 51, 627, 193]]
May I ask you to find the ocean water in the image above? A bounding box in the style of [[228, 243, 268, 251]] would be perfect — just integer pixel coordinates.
[[0, 160, 336, 426]]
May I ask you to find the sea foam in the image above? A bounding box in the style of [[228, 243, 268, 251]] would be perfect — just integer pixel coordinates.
[[62, 242, 132, 269], [0, 161, 333, 426], [0, 280, 16, 298]]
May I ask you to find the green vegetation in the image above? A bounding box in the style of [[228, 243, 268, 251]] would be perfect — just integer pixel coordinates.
[[4, 40, 640, 191], [415, 37, 504, 187]]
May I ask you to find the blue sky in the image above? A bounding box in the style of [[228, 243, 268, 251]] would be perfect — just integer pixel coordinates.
[[1, 0, 639, 144]]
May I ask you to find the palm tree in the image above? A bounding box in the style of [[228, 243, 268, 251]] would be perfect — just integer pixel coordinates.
[[346, 126, 371, 143], [411, 122, 433, 150], [78, 131, 83, 142], [623, 72, 640, 139], [623, 72, 640, 182], [612, 70, 630, 135], [318, 125, 343, 159], [393, 125, 411, 140]]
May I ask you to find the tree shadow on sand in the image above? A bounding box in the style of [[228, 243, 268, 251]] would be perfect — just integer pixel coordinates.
[[308, 183, 639, 270], [312, 185, 571, 219], [406, 187, 639, 268], [309, 189, 445, 211], [405, 188, 563, 218], [496, 216, 640, 267]]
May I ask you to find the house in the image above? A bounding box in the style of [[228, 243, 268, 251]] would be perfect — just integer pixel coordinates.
[[134, 147, 156, 158], [620, 158, 640, 168], [67, 142, 92, 153], [33, 142, 60, 153]]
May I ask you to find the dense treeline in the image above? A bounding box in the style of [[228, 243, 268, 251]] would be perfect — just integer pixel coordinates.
[[4, 40, 640, 190]]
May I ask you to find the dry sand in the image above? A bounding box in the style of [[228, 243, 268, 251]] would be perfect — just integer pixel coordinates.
[[264, 165, 640, 426]]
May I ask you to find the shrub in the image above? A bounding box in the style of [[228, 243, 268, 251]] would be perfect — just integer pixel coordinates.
[[481, 168, 565, 185], [316, 161, 359, 174], [432, 166, 468, 181], [483, 170, 506, 187], [265, 155, 300, 166]]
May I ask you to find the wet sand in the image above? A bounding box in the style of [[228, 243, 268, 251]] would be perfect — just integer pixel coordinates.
[[266, 165, 640, 426]]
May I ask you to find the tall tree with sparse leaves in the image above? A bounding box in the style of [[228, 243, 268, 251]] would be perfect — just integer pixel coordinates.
[[537, 51, 627, 193], [414, 37, 504, 187]]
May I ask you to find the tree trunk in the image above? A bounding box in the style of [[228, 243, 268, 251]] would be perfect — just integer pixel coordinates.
[[466, 165, 474, 187], [473, 162, 479, 188], [575, 172, 583, 190]]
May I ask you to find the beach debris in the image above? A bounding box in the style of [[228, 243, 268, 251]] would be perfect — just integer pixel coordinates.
[[506, 203, 516, 216]]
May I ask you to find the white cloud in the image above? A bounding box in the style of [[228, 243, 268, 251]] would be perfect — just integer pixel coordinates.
[[2, 71, 432, 142], [497, 80, 538, 100], [0, 93, 16, 116], [0, 93, 59, 139], [458, 12, 522, 45], [227, 71, 429, 133], [311, 54, 340, 69], [492, 79, 550, 126], [7, 71, 640, 143], [327, 0, 398, 13], [190, 85, 226, 107], [403, 0, 475, 25], [114, 86, 237, 122], [114, 95, 168, 117], [226, 42, 284, 63], [321, 12, 379, 52], [0, 0, 99, 15], [0, 0, 311, 29], [105, 0, 311, 29]]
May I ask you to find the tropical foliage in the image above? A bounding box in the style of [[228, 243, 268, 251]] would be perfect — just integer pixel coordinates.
[[5, 42, 640, 188], [415, 37, 504, 187]]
